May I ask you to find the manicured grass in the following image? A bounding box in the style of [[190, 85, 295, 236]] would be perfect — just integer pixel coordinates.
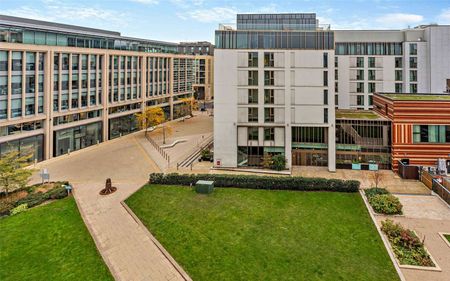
[[445, 234, 450, 243], [0, 197, 113, 281], [126, 185, 399, 281]]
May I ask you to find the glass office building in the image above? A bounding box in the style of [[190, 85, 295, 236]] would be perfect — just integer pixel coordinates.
[[0, 15, 209, 161]]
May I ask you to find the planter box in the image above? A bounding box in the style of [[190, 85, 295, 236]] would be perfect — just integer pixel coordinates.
[[195, 180, 214, 194], [369, 163, 379, 171], [352, 163, 361, 170]]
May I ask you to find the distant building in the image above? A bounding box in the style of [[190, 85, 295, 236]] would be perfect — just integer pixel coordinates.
[[178, 41, 214, 56]]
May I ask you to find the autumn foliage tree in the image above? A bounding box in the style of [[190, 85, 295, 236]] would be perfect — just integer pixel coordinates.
[[180, 97, 198, 117], [135, 107, 165, 136]]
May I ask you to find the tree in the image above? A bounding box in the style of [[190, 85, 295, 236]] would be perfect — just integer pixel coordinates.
[[271, 155, 287, 171], [135, 107, 165, 136], [261, 154, 273, 169], [180, 97, 198, 117], [370, 170, 384, 188], [0, 151, 34, 196]]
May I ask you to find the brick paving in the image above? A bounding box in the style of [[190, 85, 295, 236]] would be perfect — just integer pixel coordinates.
[[30, 134, 190, 281]]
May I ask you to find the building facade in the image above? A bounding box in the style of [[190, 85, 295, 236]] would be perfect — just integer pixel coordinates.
[[0, 15, 212, 162], [214, 13, 336, 171], [214, 13, 450, 171], [374, 93, 450, 171]]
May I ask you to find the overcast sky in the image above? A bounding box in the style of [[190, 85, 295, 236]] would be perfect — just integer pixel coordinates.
[[2, 0, 450, 43]]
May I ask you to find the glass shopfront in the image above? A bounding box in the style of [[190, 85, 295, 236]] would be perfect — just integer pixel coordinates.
[[109, 114, 138, 139], [0, 134, 44, 162], [54, 122, 102, 156]]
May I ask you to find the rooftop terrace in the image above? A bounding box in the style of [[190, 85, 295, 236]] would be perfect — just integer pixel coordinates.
[[336, 109, 386, 120], [376, 93, 450, 101]]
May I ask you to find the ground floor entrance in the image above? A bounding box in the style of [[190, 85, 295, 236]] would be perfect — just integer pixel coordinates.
[[292, 149, 328, 167]]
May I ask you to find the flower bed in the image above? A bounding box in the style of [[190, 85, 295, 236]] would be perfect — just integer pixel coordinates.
[[149, 173, 360, 192], [0, 181, 70, 217], [365, 188, 403, 215], [381, 219, 434, 267]]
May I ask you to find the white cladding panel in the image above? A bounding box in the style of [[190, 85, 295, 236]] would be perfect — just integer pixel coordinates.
[[292, 106, 324, 124], [292, 87, 324, 105]]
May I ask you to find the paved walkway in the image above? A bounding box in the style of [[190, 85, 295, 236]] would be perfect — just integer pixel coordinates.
[[30, 134, 189, 281], [375, 195, 450, 281]]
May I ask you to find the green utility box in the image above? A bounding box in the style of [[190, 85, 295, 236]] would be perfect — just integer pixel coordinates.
[[195, 180, 214, 194]]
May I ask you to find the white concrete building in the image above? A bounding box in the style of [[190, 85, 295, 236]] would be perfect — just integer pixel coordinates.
[[214, 13, 450, 172]]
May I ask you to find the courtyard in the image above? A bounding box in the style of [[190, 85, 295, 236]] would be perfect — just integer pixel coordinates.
[[126, 184, 399, 281]]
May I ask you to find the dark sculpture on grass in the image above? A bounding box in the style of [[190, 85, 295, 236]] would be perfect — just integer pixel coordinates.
[[99, 178, 117, 195]]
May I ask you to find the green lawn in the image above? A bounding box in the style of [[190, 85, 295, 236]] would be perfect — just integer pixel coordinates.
[[126, 185, 399, 281], [0, 197, 113, 281], [445, 234, 450, 243]]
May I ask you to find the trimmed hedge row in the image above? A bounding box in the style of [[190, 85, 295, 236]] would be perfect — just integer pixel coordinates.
[[149, 173, 360, 192]]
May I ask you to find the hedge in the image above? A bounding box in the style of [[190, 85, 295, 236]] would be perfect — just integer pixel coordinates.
[[149, 173, 360, 192]]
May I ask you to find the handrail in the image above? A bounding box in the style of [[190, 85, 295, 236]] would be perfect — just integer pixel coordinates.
[[432, 178, 450, 205], [177, 135, 213, 169]]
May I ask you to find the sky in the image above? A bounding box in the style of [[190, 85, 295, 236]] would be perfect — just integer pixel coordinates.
[[1, 0, 450, 43]]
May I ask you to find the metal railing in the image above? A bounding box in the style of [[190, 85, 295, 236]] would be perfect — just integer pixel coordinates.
[[145, 134, 170, 166]]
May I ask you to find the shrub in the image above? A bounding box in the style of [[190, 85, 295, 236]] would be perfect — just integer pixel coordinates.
[[46, 186, 68, 199], [0, 200, 15, 216], [10, 203, 28, 216], [271, 155, 286, 171], [149, 173, 360, 192], [381, 219, 434, 267], [15, 192, 48, 208], [365, 187, 389, 198], [368, 194, 403, 215]]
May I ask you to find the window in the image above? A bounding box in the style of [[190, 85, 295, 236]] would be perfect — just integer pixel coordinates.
[[12, 51, 22, 71], [248, 52, 258, 67], [25, 75, 35, 93], [395, 57, 402, 68], [264, 108, 274, 122], [323, 71, 328, 86], [264, 89, 274, 104], [0, 51, 7, 71], [410, 70, 417, 82], [356, 82, 364, 93], [292, 127, 326, 143], [72, 54, 79, 71], [323, 52, 328, 68], [413, 125, 450, 143], [62, 54, 69, 70], [248, 127, 259, 141], [368, 70, 376, 81], [264, 52, 274, 67], [410, 83, 417, 93], [395, 83, 403, 93], [409, 43, 417, 55], [368, 82, 376, 93], [368, 95, 373, 106], [335, 95, 339, 106], [323, 90, 328, 105], [0, 76, 7, 96], [356, 69, 364, 80], [26, 52, 35, 71], [248, 107, 258, 122], [335, 69, 338, 80], [409, 57, 417, 68], [335, 82, 338, 93], [264, 127, 275, 141], [334, 56, 338, 67], [395, 70, 403, 81], [324, 108, 328, 123], [81, 55, 88, 70], [368, 57, 375, 68], [248, 89, 258, 104], [264, 71, 274, 86], [356, 57, 364, 68], [90, 55, 97, 69], [357, 95, 364, 106], [248, 70, 258, 86]]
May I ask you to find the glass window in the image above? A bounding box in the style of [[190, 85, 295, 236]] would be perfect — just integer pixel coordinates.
[[248, 52, 258, 67], [264, 107, 274, 122], [25, 74, 35, 93], [368, 57, 375, 68], [72, 54, 79, 70], [264, 89, 274, 104], [81, 55, 88, 70], [248, 107, 258, 122], [248, 127, 259, 141], [409, 43, 417, 55], [395, 57, 402, 68], [38, 53, 44, 71], [248, 89, 258, 104], [264, 52, 274, 67], [356, 69, 364, 80], [368, 82, 376, 93], [264, 127, 274, 141], [395, 83, 403, 93], [248, 70, 258, 86], [357, 82, 364, 93], [12, 51, 22, 71], [0, 51, 7, 71], [25, 96, 35, 115], [323, 71, 328, 86], [26, 52, 35, 71], [409, 57, 417, 68], [368, 70, 376, 80], [357, 95, 364, 106], [11, 75, 22, 95], [410, 70, 417, 82], [410, 83, 417, 93], [324, 108, 328, 123], [11, 98, 22, 117], [0, 76, 7, 96], [395, 70, 403, 81], [356, 57, 364, 68], [90, 55, 97, 69], [264, 71, 274, 86], [323, 89, 328, 105], [323, 53, 328, 68], [0, 100, 6, 119]]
